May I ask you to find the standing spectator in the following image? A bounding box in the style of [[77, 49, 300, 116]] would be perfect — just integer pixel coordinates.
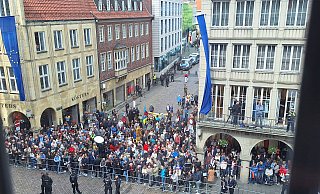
[[255, 101, 264, 128], [286, 110, 296, 132], [104, 176, 112, 194], [207, 166, 215, 183], [232, 101, 241, 126], [70, 170, 82, 194], [220, 176, 228, 194], [177, 95, 182, 105], [41, 172, 53, 194], [147, 78, 151, 91], [115, 176, 121, 194], [184, 73, 188, 83], [228, 176, 237, 194]]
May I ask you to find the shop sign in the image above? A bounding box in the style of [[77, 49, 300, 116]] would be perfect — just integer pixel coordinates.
[[72, 92, 89, 101], [0, 103, 17, 109]]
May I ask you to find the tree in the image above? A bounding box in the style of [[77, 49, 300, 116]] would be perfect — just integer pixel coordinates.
[[182, 3, 194, 33]]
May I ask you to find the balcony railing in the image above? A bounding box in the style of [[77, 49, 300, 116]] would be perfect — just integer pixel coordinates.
[[198, 111, 295, 137]]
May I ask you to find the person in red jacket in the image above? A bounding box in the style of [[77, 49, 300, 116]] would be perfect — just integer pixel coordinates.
[[143, 142, 149, 152]]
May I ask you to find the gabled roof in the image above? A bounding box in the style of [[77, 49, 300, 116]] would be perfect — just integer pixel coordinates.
[[23, 0, 95, 21]]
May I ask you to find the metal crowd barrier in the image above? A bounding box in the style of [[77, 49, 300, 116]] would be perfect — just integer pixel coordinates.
[[8, 157, 274, 194]]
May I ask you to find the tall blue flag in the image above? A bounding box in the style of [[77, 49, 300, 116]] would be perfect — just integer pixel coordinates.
[[197, 14, 212, 115], [0, 16, 25, 101]]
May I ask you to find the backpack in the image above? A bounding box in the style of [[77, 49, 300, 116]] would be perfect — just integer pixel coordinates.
[[70, 173, 76, 183], [43, 176, 51, 188]]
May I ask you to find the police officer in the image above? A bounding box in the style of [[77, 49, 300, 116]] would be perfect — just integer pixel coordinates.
[[228, 175, 237, 194], [41, 172, 53, 194], [70, 170, 82, 194], [104, 176, 112, 194], [115, 175, 121, 194]]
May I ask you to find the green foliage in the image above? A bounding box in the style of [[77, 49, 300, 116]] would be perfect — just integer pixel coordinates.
[[182, 3, 194, 32], [268, 147, 277, 154], [218, 139, 229, 148]]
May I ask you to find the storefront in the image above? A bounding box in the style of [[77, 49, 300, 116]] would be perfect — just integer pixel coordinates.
[[102, 90, 114, 111], [82, 97, 97, 113], [115, 85, 125, 105], [145, 73, 150, 87], [127, 81, 135, 97], [62, 104, 80, 124]]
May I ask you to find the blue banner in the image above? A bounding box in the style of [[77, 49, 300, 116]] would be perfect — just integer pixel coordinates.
[[0, 16, 25, 101], [197, 14, 212, 115]]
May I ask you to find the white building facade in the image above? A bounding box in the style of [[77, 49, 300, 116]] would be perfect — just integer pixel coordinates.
[[152, 0, 183, 74], [199, 0, 310, 126]]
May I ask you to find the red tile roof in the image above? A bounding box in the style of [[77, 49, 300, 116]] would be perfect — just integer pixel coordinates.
[[23, 0, 152, 21]]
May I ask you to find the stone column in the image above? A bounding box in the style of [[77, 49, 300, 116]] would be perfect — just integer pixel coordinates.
[[239, 159, 250, 183]]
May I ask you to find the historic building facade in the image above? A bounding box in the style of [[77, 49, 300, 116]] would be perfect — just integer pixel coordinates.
[[197, 0, 310, 182], [152, 0, 183, 74], [0, 0, 100, 129], [90, 0, 153, 110]]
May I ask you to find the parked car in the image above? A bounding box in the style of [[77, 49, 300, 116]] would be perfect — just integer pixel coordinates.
[[169, 49, 176, 56], [189, 57, 196, 66], [179, 58, 192, 71], [189, 53, 200, 64]]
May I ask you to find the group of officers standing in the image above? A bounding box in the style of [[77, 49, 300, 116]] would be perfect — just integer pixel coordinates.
[[40, 171, 121, 194]]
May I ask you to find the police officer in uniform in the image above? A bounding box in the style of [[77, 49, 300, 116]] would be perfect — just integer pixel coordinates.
[[104, 176, 112, 194], [70, 170, 82, 194], [115, 175, 121, 194], [228, 175, 237, 194], [41, 172, 53, 194]]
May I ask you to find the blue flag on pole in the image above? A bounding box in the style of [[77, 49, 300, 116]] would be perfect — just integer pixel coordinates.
[[0, 16, 25, 101], [197, 14, 212, 115]]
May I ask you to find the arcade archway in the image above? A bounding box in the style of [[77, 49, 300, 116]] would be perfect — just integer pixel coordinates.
[[8, 111, 31, 130], [40, 108, 56, 127]]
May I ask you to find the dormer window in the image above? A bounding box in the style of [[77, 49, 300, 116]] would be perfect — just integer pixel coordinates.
[[106, 0, 111, 11], [134, 1, 137, 11], [127, 0, 132, 11], [115, 0, 119, 11], [98, 0, 103, 11], [122, 0, 125, 11], [139, 1, 142, 11]]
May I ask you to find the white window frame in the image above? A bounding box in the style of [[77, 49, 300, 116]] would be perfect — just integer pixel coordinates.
[[260, 0, 280, 26], [72, 58, 81, 82], [235, 0, 254, 26], [277, 89, 297, 124], [141, 44, 145, 59], [86, 55, 94, 78], [136, 45, 140, 60], [212, 84, 225, 119], [57, 61, 67, 86], [252, 87, 271, 121], [134, 24, 139, 37], [115, 0, 119, 11], [134, 1, 137, 11], [114, 50, 128, 70], [211, 1, 229, 26], [140, 23, 144, 36], [106, 0, 111, 11], [115, 24, 120, 40], [84, 28, 92, 45], [281, 45, 303, 72], [53, 30, 63, 50], [139, 1, 142, 11], [107, 25, 113, 41], [38, 65, 50, 91], [146, 43, 149, 58], [122, 24, 127, 39], [0, 0, 10, 16], [256, 45, 275, 70], [145, 23, 149, 35], [98, 0, 103, 11], [129, 24, 133, 37], [100, 52, 106, 72], [107, 51, 113, 70], [35, 31, 46, 52], [98, 26, 105, 43], [233, 45, 250, 69], [230, 85, 247, 118], [131, 46, 135, 62], [70, 29, 79, 48], [128, 0, 132, 11], [211, 44, 227, 68], [122, 0, 125, 11], [0, 67, 7, 92], [286, 0, 308, 26]]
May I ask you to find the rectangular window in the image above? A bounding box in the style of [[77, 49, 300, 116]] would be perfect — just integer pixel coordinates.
[[69, 29, 78, 48], [106, 0, 111, 11], [131, 46, 135, 62], [211, 44, 227, 68], [53, 30, 63, 50], [98, 0, 103, 11], [35, 31, 46, 52], [129, 24, 133, 37], [100, 53, 106, 72], [212, 85, 225, 118], [107, 52, 113, 70], [230, 85, 247, 119], [128, 0, 132, 11], [236, 0, 254, 26], [115, 25, 120, 40], [114, 0, 118, 11], [233, 45, 250, 69], [146, 43, 149, 58], [286, 0, 308, 26], [72, 58, 81, 82], [136, 45, 140, 60], [38, 65, 50, 90], [0, 0, 10, 16], [260, 0, 280, 26], [122, 0, 125, 11], [161, 1, 163, 16], [145, 23, 149, 35], [107, 25, 113, 41], [252, 87, 271, 122], [161, 20, 163, 35], [141, 44, 145, 59], [98, 26, 105, 43], [140, 23, 144, 36], [122, 24, 127, 39], [212, 1, 229, 26], [135, 24, 139, 37], [84, 28, 91, 45], [114, 50, 128, 70], [277, 89, 297, 124], [134, 1, 137, 11], [161, 38, 163, 53], [56, 61, 67, 86], [256, 45, 275, 70], [281, 45, 303, 71], [86, 55, 94, 77], [0, 67, 7, 92]]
